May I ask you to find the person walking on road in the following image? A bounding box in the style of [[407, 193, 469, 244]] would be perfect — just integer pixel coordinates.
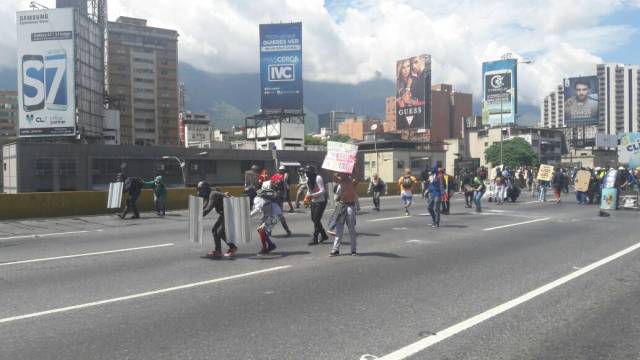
[[197, 181, 237, 258], [295, 168, 308, 209], [472, 174, 486, 213], [425, 165, 445, 228], [462, 170, 474, 208], [494, 167, 506, 205], [119, 174, 143, 219], [330, 173, 358, 257], [398, 168, 417, 216], [368, 173, 386, 211], [552, 167, 564, 204], [144, 175, 167, 216], [270, 167, 293, 236], [306, 165, 329, 245], [251, 188, 281, 255], [244, 165, 261, 209]]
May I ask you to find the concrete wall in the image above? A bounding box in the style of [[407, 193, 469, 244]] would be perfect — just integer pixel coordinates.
[[0, 184, 403, 220]]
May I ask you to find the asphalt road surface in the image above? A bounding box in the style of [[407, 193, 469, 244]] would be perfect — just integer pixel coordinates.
[[1, 194, 640, 360]]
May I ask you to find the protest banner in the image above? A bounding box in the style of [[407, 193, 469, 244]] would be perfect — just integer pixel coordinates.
[[537, 165, 554, 181], [322, 141, 358, 174], [574, 170, 590, 192]]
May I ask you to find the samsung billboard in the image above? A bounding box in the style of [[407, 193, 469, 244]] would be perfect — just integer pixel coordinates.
[[482, 59, 517, 127], [563, 76, 599, 127], [17, 8, 76, 137], [395, 54, 431, 130], [259, 23, 303, 111]]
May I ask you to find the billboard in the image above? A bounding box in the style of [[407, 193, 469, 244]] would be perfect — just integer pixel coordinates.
[[619, 132, 640, 169], [395, 54, 431, 130], [482, 59, 517, 127], [17, 9, 76, 137], [259, 23, 303, 111], [563, 76, 598, 127]]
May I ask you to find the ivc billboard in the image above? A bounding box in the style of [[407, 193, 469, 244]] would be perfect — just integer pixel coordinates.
[[259, 23, 303, 111]]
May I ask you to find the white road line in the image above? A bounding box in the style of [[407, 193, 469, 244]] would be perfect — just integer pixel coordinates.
[[0, 265, 291, 325], [378, 240, 640, 360], [368, 216, 410, 222], [0, 243, 175, 267], [0, 230, 102, 241], [482, 218, 549, 231]]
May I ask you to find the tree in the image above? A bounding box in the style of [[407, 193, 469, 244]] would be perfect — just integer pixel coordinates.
[[484, 137, 539, 168], [304, 134, 323, 145], [328, 134, 351, 143]]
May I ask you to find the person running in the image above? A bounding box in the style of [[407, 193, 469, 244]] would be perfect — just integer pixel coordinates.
[[330, 173, 358, 257], [269, 167, 293, 236], [306, 165, 329, 245], [398, 168, 417, 216], [425, 165, 445, 228], [119, 174, 143, 219], [144, 175, 167, 216], [552, 167, 564, 204], [251, 188, 281, 255], [197, 181, 237, 258], [368, 173, 386, 211]]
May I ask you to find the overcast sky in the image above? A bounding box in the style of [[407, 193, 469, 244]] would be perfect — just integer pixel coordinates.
[[1, 0, 639, 106]]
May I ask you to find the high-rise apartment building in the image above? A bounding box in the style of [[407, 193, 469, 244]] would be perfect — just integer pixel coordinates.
[[540, 85, 564, 128], [384, 96, 396, 133], [430, 84, 472, 142], [598, 64, 640, 135], [0, 91, 18, 139], [107, 17, 179, 146], [318, 111, 356, 133]]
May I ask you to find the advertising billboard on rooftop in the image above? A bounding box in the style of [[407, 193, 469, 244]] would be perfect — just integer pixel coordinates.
[[395, 54, 431, 130]]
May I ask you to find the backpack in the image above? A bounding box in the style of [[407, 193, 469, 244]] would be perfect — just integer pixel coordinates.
[[402, 176, 414, 189]]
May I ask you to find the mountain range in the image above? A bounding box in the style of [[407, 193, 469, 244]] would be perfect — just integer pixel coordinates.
[[0, 63, 538, 133]]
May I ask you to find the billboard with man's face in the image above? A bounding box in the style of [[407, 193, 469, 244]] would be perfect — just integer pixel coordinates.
[[17, 8, 76, 137], [259, 23, 303, 111], [395, 54, 431, 130], [563, 76, 598, 127], [482, 59, 517, 127]]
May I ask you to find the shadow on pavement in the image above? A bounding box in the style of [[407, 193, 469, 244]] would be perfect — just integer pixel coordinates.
[[356, 252, 408, 259]]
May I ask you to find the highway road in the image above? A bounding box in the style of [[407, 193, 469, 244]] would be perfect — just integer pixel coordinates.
[[1, 194, 639, 359]]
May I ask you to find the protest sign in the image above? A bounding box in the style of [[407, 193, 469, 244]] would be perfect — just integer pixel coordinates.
[[574, 170, 590, 192], [322, 141, 358, 174], [537, 165, 554, 181]]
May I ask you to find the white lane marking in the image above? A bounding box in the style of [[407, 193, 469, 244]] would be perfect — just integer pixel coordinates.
[[378, 240, 640, 360], [523, 200, 541, 204], [393, 227, 408, 231], [0, 230, 96, 241], [0, 265, 291, 325], [368, 216, 411, 222], [482, 218, 549, 231], [0, 243, 175, 267]]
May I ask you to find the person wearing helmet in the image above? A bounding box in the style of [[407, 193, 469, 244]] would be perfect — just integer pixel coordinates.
[[244, 164, 261, 208], [198, 181, 237, 258], [144, 175, 167, 216], [251, 188, 281, 254], [305, 165, 329, 245]]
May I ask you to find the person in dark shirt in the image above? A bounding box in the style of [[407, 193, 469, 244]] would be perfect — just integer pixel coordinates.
[[118, 173, 143, 219], [198, 181, 237, 258]]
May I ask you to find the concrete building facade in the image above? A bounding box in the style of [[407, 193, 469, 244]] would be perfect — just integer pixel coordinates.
[[0, 91, 18, 139], [107, 17, 179, 146], [318, 111, 355, 133], [598, 63, 640, 135], [430, 84, 472, 142], [384, 96, 396, 133], [540, 84, 564, 128], [2, 141, 325, 193]]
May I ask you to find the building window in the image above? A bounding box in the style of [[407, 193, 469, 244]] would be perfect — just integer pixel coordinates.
[[396, 160, 405, 169]]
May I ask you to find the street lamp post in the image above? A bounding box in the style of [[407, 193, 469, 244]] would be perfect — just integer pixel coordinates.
[[162, 151, 208, 187], [371, 124, 379, 176]]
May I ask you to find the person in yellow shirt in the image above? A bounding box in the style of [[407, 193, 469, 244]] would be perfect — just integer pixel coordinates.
[[397, 168, 417, 216]]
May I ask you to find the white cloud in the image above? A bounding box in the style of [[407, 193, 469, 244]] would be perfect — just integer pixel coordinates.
[[0, 0, 638, 106]]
